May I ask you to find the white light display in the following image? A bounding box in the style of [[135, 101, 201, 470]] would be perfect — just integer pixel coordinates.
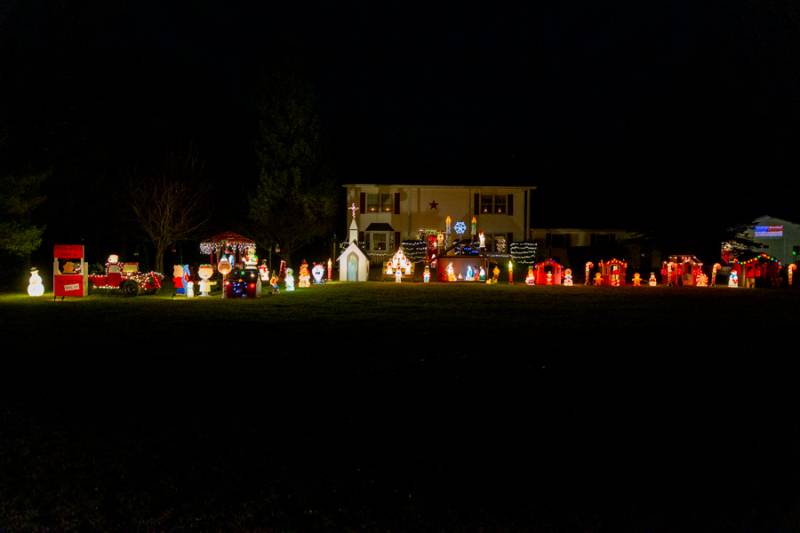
[[728, 270, 739, 288], [312, 264, 324, 284], [649, 273, 657, 286], [285, 268, 295, 291], [563, 268, 573, 286], [454, 221, 467, 235], [28, 268, 44, 297]]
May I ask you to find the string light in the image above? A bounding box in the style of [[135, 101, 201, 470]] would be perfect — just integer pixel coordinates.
[[510, 242, 537, 265]]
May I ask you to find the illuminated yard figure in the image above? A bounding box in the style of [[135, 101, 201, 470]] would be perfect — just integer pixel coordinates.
[[285, 268, 295, 291], [696, 272, 708, 287], [218, 257, 232, 299], [525, 266, 535, 286], [594, 272, 603, 286], [198, 264, 214, 296], [386, 248, 413, 279], [423, 265, 431, 283], [585, 262, 594, 285], [259, 260, 269, 282], [466, 265, 474, 281], [563, 268, 573, 286], [508, 261, 514, 284], [298, 260, 311, 288], [28, 268, 44, 297], [447, 262, 456, 282], [479, 266, 486, 282], [728, 270, 739, 288], [633, 273, 641, 286], [493, 265, 501, 284], [789, 264, 797, 287], [649, 273, 657, 286], [270, 273, 280, 294], [312, 263, 325, 284]]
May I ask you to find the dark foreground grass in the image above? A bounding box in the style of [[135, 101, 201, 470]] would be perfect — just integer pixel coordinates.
[[2, 284, 800, 531]]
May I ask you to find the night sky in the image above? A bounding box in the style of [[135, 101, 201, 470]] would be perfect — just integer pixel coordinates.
[[2, 1, 799, 241]]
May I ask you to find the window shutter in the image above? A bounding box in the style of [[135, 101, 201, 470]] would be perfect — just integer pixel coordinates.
[[393, 193, 400, 214], [508, 232, 514, 245], [395, 232, 401, 250], [364, 233, 370, 249], [358, 231, 365, 244], [474, 193, 480, 215], [359, 193, 366, 214], [507, 194, 514, 216]]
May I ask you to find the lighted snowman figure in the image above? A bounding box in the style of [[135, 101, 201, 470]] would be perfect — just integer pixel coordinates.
[[563, 268, 573, 286], [198, 264, 214, 296], [728, 270, 739, 288], [285, 268, 295, 291], [28, 268, 44, 297], [546, 271, 553, 285], [649, 273, 657, 286], [312, 263, 325, 284], [423, 265, 431, 283]]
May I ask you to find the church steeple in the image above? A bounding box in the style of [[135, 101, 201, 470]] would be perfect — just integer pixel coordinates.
[[349, 202, 359, 244]]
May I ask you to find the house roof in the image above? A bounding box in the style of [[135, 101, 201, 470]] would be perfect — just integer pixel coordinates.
[[365, 223, 395, 232]]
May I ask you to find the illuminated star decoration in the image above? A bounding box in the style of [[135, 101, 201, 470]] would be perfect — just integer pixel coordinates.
[[429, 200, 439, 210]]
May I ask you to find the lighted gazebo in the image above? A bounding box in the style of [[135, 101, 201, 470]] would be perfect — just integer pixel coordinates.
[[535, 259, 563, 285], [200, 231, 256, 266], [599, 258, 628, 286]]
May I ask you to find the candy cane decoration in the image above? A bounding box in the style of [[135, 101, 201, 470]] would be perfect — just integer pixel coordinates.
[[711, 263, 721, 287], [789, 264, 797, 287], [585, 262, 594, 285]]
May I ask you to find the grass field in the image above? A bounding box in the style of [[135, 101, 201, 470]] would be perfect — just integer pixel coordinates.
[[2, 283, 799, 530]]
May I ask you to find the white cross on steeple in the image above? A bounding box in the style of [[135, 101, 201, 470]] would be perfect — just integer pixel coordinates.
[[350, 202, 358, 219]]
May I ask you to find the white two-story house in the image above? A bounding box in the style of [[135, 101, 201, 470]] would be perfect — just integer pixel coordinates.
[[343, 184, 536, 262]]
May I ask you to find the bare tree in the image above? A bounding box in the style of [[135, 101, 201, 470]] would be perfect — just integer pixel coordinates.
[[130, 152, 208, 273]]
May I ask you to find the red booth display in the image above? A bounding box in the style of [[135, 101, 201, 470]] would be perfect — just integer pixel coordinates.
[[667, 255, 704, 287], [535, 259, 563, 285], [733, 253, 783, 288], [53, 244, 88, 299], [599, 259, 627, 287]]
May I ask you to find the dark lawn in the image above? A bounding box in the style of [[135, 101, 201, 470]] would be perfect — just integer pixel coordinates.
[[2, 284, 800, 531]]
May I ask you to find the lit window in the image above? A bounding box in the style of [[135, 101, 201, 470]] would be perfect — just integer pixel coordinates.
[[367, 194, 379, 212], [494, 195, 506, 214], [480, 195, 493, 214], [380, 193, 392, 212], [372, 233, 387, 251]]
